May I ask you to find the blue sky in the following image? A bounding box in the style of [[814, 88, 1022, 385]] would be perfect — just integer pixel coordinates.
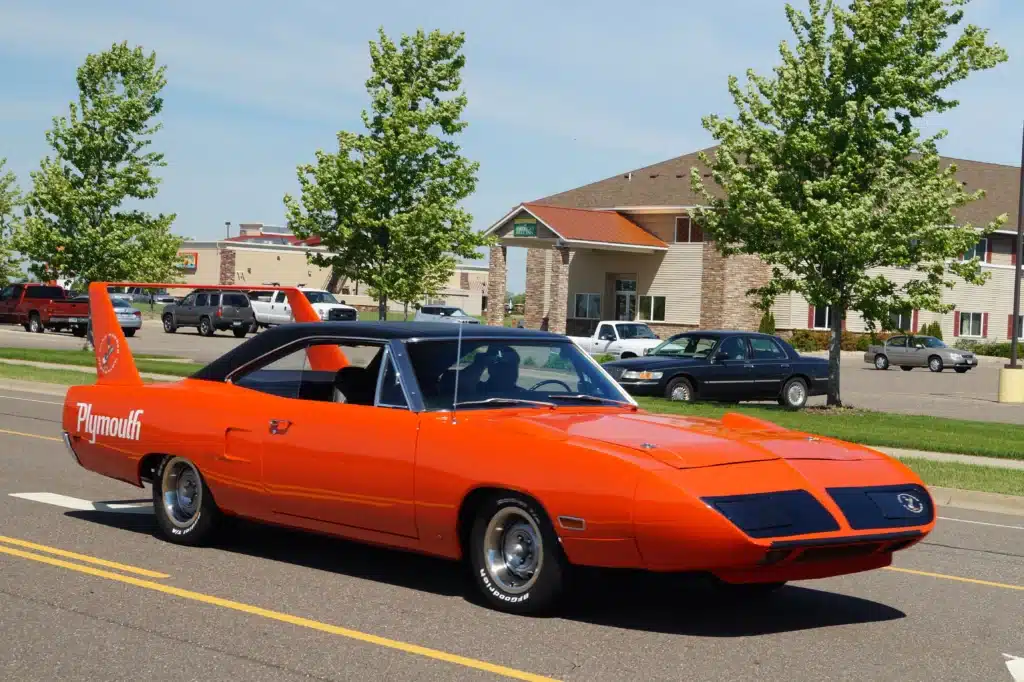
[[1, 0, 1021, 293]]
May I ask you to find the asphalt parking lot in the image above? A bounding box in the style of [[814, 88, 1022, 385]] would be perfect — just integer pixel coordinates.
[[0, 388, 1021, 681], [2, 323, 1024, 423]]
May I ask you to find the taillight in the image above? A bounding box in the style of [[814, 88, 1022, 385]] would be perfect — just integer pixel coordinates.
[[133, 311, 141, 317], [216, 308, 223, 317]]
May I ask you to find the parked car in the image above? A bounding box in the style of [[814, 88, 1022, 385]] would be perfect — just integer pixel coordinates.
[[248, 287, 358, 329], [0, 283, 85, 334], [62, 284, 936, 616], [64, 295, 143, 337], [602, 330, 829, 409], [568, 320, 662, 359], [161, 289, 255, 337], [120, 286, 177, 306], [864, 334, 976, 373], [413, 305, 480, 324]]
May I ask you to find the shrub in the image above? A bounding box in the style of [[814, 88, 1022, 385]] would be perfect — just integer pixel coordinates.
[[758, 311, 776, 335], [928, 321, 943, 340], [593, 353, 615, 364]]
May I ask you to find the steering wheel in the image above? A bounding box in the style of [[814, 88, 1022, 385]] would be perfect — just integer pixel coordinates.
[[529, 378, 572, 392]]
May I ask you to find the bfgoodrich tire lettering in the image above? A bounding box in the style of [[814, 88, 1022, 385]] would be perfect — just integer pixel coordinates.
[[468, 493, 567, 615], [152, 455, 220, 546]]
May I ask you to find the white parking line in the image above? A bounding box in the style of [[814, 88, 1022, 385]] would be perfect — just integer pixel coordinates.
[[938, 516, 1024, 531], [0, 393, 63, 406], [10, 492, 153, 514], [1005, 654, 1024, 682]]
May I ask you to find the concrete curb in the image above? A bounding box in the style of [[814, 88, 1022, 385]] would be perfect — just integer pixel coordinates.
[[929, 486, 1024, 517]]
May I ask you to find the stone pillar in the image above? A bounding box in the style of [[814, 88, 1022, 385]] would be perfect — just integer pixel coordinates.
[[699, 241, 772, 331], [219, 249, 237, 285], [699, 242, 726, 329], [524, 247, 548, 329], [548, 247, 571, 335], [485, 245, 507, 326]]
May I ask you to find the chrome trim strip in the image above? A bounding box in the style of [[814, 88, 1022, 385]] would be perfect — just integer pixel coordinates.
[[62, 431, 82, 467], [557, 516, 587, 531]]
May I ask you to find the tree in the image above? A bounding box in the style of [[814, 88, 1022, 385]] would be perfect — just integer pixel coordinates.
[[284, 27, 490, 320], [690, 0, 1008, 406], [0, 159, 25, 287], [15, 41, 182, 289]]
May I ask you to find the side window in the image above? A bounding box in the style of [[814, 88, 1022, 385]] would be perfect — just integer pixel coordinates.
[[181, 294, 196, 306], [377, 352, 409, 409], [718, 336, 748, 360], [0, 286, 12, 300], [597, 324, 616, 340], [274, 292, 287, 303], [208, 293, 221, 307], [749, 337, 787, 360], [888, 336, 907, 348], [195, 293, 209, 307]]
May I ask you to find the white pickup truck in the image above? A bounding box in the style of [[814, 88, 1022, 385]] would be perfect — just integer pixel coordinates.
[[247, 287, 359, 328], [568, 321, 663, 359]]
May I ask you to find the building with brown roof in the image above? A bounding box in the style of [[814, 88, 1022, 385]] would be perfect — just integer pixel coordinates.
[[484, 146, 1023, 341]]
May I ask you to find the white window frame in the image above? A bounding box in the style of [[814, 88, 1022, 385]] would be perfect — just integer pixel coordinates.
[[959, 311, 983, 338], [673, 216, 702, 243], [812, 306, 831, 330], [637, 295, 666, 321], [961, 238, 988, 262], [573, 293, 601, 320]]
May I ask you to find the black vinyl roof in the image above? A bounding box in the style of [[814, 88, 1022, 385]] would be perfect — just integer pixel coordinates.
[[191, 321, 566, 381]]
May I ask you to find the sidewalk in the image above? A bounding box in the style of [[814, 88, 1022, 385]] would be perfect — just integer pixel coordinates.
[[877, 446, 1024, 471]]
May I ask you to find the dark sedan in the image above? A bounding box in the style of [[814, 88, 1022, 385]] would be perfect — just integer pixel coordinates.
[[601, 330, 829, 409]]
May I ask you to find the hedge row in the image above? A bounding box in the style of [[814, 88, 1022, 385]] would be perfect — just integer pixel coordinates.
[[953, 340, 1024, 359], [788, 321, 944, 353]]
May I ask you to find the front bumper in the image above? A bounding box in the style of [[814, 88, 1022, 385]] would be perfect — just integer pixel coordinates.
[[616, 379, 663, 396]]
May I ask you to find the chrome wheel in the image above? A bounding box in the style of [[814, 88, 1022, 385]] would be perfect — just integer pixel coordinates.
[[874, 355, 887, 370], [482, 506, 544, 595], [786, 381, 806, 405], [163, 315, 174, 332], [160, 458, 203, 528], [671, 383, 691, 401], [929, 357, 942, 372]]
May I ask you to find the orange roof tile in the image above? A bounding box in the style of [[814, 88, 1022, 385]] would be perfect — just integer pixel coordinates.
[[521, 203, 668, 249]]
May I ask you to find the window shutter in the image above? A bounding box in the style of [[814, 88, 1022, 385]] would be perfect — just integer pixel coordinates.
[[953, 311, 960, 337], [807, 306, 814, 328], [1009, 314, 1015, 340], [841, 314, 847, 331], [982, 312, 989, 337], [912, 310, 919, 333], [986, 240, 993, 263]]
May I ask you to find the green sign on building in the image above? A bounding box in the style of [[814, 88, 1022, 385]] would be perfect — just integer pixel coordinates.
[[512, 219, 537, 237]]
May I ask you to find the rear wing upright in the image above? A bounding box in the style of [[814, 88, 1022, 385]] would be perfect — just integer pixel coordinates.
[[88, 282, 348, 386]]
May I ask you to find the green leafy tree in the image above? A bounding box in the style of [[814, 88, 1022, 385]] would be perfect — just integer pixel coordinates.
[[284, 27, 490, 320], [16, 41, 182, 289], [0, 159, 25, 287], [690, 0, 1007, 406]]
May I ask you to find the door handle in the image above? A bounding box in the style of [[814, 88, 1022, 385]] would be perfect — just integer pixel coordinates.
[[269, 419, 292, 435]]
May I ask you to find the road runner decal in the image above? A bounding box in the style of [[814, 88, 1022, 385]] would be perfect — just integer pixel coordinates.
[[76, 402, 143, 444], [96, 333, 119, 375]]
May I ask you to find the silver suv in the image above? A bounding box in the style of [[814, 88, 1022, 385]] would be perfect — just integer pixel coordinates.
[[162, 289, 256, 337], [413, 305, 480, 324]]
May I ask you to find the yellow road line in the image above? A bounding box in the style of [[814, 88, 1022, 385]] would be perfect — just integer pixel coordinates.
[[0, 427, 61, 442], [0, 535, 169, 579], [0, 544, 559, 682], [885, 566, 1024, 591]]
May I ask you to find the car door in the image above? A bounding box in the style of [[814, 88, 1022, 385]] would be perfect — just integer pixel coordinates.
[[235, 339, 419, 538], [701, 335, 755, 400], [595, 323, 618, 355], [176, 293, 199, 326], [903, 335, 928, 367], [886, 336, 907, 366], [747, 335, 790, 398], [0, 285, 16, 322], [269, 291, 291, 324]]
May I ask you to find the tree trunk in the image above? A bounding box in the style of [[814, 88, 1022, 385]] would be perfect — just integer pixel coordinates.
[[403, 301, 409, 320], [378, 294, 387, 321], [827, 304, 843, 407]]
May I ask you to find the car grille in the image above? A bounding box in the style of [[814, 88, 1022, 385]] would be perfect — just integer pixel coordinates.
[[327, 308, 357, 321], [604, 365, 624, 379]]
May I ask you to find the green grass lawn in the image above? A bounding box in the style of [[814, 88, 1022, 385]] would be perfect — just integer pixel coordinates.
[[900, 457, 1024, 497], [0, 348, 203, 377], [636, 397, 1024, 461], [0, 362, 162, 386]]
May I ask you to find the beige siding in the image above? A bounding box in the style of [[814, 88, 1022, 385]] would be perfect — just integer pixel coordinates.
[[626, 213, 682, 244], [990, 234, 1015, 267], [566, 244, 702, 324]]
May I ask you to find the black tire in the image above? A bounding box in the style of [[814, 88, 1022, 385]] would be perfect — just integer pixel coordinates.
[[151, 455, 221, 546], [873, 354, 889, 370], [72, 326, 87, 338], [779, 376, 809, 410], [468, 492, 567, 615], [249, 319, 260, 334], [232, 327, 247, 338], [163, 314, 176, 333], [123, 328, 136, 337], [620, 352, 636, 359], [900, 366, 913, 371], [928, 355, 943, 373], [28, 312, 43, 334], [198, 316, 214, 337], [664, 376, 696, 402], [954, 367, 969, 374]]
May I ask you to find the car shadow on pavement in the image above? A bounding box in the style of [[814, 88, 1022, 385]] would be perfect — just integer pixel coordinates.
[[66, 509, 905, 635]]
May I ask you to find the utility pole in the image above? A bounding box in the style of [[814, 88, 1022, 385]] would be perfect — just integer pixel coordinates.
[[999, 121, 1024, 402], [224, 221, 231, 239]]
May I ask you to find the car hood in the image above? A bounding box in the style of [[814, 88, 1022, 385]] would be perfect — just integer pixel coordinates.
[[503, 410, 885, 469], [602, 356, 705, 370]]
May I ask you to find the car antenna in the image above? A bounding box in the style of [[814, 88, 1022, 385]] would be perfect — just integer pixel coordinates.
[[451, 318, 463, 424]]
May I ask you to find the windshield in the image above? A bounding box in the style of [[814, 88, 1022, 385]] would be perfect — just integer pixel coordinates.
[[303, 290, 339, 304], [441, 307, 469, 317], [406, 339, 632, 410], [616, 323, 657, 339], [649, 333, 719, 358], [111, 298, 133, 308]]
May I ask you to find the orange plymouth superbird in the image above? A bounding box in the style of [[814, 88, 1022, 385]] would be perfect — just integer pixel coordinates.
[[62, 282, 936, 614]]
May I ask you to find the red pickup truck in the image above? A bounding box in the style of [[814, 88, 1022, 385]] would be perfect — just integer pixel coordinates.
[[0, 283, 92, 336]]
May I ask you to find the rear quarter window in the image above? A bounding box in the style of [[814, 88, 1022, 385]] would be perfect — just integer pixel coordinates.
[[223, 293, 249, 307], [25, 286, 66, 299]]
